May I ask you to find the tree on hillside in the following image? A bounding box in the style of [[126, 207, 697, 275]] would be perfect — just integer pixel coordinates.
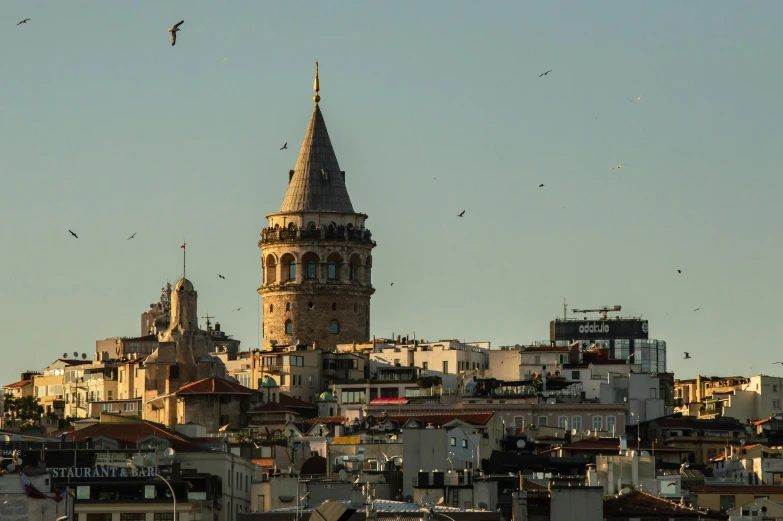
[[17, 396, 44, 423], [3, 394, 19, 421]]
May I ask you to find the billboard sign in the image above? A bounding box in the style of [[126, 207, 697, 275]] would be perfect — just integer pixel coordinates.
[[550, 319, 649, 340]]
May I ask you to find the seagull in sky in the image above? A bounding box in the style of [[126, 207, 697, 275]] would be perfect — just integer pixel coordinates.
[[127, 233, 136, 240], [232, 307, 242, 312], [677, 269, 682, 274], [683, 352, 691, 359], [17, 18, 30, 25], [774, 362, 783, 365], [613, 165, 623, 170], [539, 184, 544, 188], [69, 230, 79, 239], [693, 307, 701, 312], [539, 70, 552, 77], [280, 142, 287, 150], [631, 95, 643, 102], [168, 20, 184, 46], [390, 283, 394, 286], [218, 274, 225, 279], [457, 210, 465, 217]]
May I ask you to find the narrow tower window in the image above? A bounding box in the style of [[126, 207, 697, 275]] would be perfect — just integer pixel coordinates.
[[285, 320, 293, 335], [270, 304, 274, 313], [332, 302, 337, 311], [330, 321, 340, 335], [307, 261, 317, 279], [286, 302, 291, 312], [288, 261, 296, 281]]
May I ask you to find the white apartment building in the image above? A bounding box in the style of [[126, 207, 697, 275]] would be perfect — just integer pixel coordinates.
[[721, 375, 783, 423], [712, 444, 783, 485], [371, 340, 490, 389]]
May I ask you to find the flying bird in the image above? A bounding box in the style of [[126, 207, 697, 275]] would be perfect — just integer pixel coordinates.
[[693, 307, 701, 312], [631, 95, 643, 102], [390, 283, 394, 286], [457, 210, 465, 217], [774, 362, 783, 365], [539, 184, 544, 188], [168, 20, 184, 46], [17, 18, 30, 25], [280, 142, 287, 150], [539, 70, 552, 77], [218, 274, 225, 280], [613, 165, 623, 170], [69, 230, 79, 239], [683, 352, 691, 359], [127, 233, 136, 240], [232, 307, 242, 312], [677, 270, 682, 274]]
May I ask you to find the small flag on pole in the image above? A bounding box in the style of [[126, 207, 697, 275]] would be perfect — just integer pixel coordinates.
[[181, 243, 186, 249]]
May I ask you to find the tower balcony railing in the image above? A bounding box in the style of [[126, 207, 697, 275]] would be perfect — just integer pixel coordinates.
[[260, 226, 375, 246]]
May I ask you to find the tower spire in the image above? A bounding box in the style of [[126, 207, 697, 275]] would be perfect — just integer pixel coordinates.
[[313, 61, 320, 104]]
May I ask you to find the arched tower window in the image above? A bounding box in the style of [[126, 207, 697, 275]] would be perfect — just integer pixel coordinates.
[[280, 253, 296, 282], [365, 256, 373, 284], [265, 254, 277, 284], [285, 320, 293, 335], [327, 253, 342, 281], [302, 252, 319, 280], [348, 254, 361, 282], [286, 302, 291, 312], [307, 221, 316, 230], [330, 321, 340, 335]]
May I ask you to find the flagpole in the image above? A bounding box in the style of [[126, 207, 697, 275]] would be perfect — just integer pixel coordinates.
[[183, 240, 186, 279]]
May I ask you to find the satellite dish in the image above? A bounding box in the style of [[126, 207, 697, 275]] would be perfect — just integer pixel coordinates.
[[740, 439, 746, 446], [641, 451, 650, 457], [516, 439, 526, 449], [338, 469, 347, 482], [478, 502, 489, 510], [405, 495, 413, 503], [81, 353, 87, 360], [164, 448, 176, 461], [73, 351, 79, 358], [62, 352, 68, 359], [571, 428, 577, 436], [421, 495, 432, 506]]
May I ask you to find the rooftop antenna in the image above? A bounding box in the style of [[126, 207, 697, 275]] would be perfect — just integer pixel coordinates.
[[181, 240, 186, 279], [563, 297, 567, 320], [202, 313, 213, 332]]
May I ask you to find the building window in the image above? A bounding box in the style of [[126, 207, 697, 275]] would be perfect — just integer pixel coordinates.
[[121, 514, 146, 521], [101, 403, 112, 412], [270, 304, 274, 313], [450, 437, 456, 446], [719, 495, 735, 511], [349, 263, 355, 281], [571, 416, 582, 431], [423, 362, 429, 370], [306, 261, 317, 279], [606, 416, 617, 434], [107, 390, 112, 401], [285, 320, 293, 335], [332, 302, 337, 311], [328, 263, 337, 280], [558, 416, 568, 429], [537, 416, 548, 427], [514, 416, 525, 429], [309, 375, 313, 388], [307, 221, 316, 230], [774, 399, 781, 410], [288, 261, 296, 281], [153, 513, 178, 521], [280, 374, 286, 386], [286, 302, 291, 312], [87, 515, 114, 521], [775, 384, 779, 392], [650, 388, 657, 398], [330, 321, 340, 335], [443, 361, 449, 374], [592, 416, 603, 431], [571, 371, 580, 380], [462, 439, 468, 448], [124, 402, 136, 412]]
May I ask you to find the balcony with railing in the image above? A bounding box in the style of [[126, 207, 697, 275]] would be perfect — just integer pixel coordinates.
[[260, 225, 374, 246]]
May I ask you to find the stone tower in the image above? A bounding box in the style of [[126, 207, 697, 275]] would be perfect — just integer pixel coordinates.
[[258, 64, 376, 349]]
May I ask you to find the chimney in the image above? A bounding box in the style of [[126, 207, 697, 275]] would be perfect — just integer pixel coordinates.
[[215, 322, 221, 332]]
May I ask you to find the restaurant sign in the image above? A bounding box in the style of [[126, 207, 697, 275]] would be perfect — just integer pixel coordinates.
[[50, 466, 156, 479]]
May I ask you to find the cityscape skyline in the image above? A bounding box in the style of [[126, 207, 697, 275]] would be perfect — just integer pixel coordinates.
[[3, 1, 783, 387]]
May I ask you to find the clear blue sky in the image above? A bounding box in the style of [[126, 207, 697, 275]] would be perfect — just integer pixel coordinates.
[[2, 1, 782, 386]]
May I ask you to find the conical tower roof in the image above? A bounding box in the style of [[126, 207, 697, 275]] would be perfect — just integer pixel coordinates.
[[279, 65, 355, 213], [279, 104, 354, 213]]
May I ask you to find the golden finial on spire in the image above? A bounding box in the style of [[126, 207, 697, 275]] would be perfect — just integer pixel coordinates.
[[313, 62, 320, 103]]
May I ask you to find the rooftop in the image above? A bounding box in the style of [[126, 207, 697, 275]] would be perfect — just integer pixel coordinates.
[[176, 377, 254, 395], [3, 379, 31, 389]]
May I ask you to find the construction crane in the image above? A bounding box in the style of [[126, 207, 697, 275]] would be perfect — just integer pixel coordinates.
[[571, 305, 622, 320]]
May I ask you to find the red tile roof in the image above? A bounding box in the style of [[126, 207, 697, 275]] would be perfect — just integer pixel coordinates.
[[65, 420, 197, 450], [603, 491, 726, 519], [250, 402, 296, 414], [176, 377, 253, 395], [391, 412, 495, 427], [3, 380, 31, 389], [279, 393, 315, 409]]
